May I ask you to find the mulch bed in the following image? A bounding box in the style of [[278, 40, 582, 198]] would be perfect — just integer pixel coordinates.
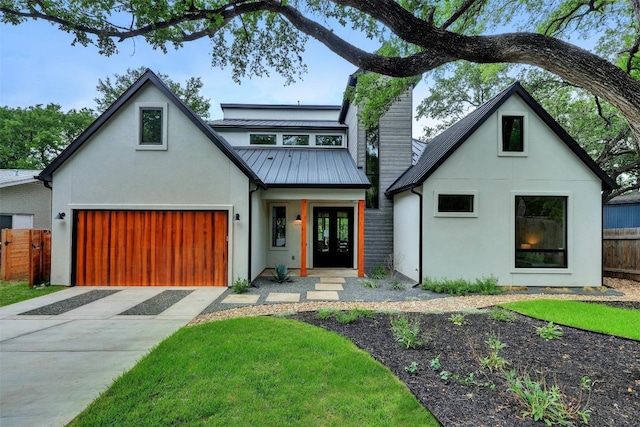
[[291, 302, 640, 426]]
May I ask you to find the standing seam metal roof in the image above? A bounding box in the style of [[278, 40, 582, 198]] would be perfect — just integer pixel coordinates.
[[209, 119, 347, 130], [235, 147, 370, 187]]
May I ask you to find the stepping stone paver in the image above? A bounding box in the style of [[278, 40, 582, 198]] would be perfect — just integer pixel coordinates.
[[320, 277, 345, 283], [307, 291, 340, 301], [221, 294, 260, 304], [315, 283, 344, 291], [266, 293, 300, 303]]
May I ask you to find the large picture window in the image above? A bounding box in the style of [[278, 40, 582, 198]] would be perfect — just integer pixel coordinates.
[[365, 127, 379, 209], [271, 206, 286, 248], [515, 196, 567, 268]]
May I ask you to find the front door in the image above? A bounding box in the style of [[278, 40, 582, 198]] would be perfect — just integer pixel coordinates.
[[313, 207, 354, 268]]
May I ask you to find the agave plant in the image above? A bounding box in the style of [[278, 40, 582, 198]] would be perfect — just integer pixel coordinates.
[[271, 263, 294, 283]]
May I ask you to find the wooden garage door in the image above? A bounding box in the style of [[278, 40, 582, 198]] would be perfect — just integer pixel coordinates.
[[74, 210, 228, 286]]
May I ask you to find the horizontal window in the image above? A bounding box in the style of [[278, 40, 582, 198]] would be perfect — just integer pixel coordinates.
[[250, 134, 277, 145], [434, 191, 478, 217], [315, 135, 343, 146], [283, 135, 309, 146]]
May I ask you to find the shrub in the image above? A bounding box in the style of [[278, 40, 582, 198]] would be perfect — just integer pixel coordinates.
[[335, 308, 376, 324], [390, 314, 423, 349], [420, 276, 500, 295], [232, 277, 250, 294], [361, 279, 379, 289], [369, 264, 389, 279], [404, 361, 419, 374], [490, 307, 517, 323], [389, 279, 406, 290], [448, 313, 467, 326], [480, 335, 508, 372], [271, 263, 294, 283], [536, 322, 563, 340], [317, 307, 339, 320]]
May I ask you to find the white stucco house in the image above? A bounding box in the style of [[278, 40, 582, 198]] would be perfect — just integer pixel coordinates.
[[38, 70, 615, 287]]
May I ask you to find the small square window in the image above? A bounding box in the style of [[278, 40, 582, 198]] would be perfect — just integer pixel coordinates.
[[502, 116, 524, 152], [315, 135, 343, 146], [283, 135, 309, 146], [250, 134, 277, 145], [136, 102, 167, 150]]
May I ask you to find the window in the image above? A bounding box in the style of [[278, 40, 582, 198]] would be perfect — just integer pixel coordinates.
[[315, 135, 343, 146], [365, 127, 379, 209], [136, 102, 167, 150], [434, 192, 478, 217], [0, 214, 12, 229], [438, 194, 473, 213], [250, 134, 277, 145], [271, 206, 286, 248], [502, 115, 524, 152], [283, 135, 309, 146], [515, 196, 567, 268]]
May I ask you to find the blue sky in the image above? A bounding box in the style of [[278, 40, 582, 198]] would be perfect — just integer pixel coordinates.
[[0, 18, 433, 136]]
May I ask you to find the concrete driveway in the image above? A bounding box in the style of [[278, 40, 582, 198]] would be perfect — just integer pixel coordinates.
[[0, 286, 226, 427]]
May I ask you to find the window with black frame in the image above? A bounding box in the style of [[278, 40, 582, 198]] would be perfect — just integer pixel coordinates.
[[272, 206, 286, 247], [365, 126, 379, 209], [515, 196, 567, 268]]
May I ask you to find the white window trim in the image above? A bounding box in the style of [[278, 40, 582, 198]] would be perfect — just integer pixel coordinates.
[[270, 203, 288, 250], [434, 190, 478, 218], [509, 191, 573, 274], [498, 111, 528, 157], [249, 133, 278, 145], [136, 102, 168, 151]]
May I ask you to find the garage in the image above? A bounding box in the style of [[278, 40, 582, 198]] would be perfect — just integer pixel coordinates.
[[74, 210, 228, 286]]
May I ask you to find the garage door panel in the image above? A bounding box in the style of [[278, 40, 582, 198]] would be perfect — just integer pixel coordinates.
[[75, 210, 228, 286]]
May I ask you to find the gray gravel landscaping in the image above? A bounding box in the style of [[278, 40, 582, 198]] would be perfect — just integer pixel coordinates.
[[19, 290, 121, 315]]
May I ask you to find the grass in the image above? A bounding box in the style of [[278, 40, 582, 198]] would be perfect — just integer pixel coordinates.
[[501, 300, 640, 340], [69, 317, 438, 427], [0, 281, 64, 307]]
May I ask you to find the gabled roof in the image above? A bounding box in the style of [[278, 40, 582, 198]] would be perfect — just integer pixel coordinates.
[[412, 138, 427, 166], [0, 169, 42, 188], [235, 147, 370, 188], [607, 190, 640, 205], [209, 119, 346, 130], [386, 82, 617, 195], [38, 70, 265, 188]]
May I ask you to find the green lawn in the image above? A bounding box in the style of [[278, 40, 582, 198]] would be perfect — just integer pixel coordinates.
[[69, 317, 438, 427], [501, 299, 640, 340], [0, 281, 65, 307]]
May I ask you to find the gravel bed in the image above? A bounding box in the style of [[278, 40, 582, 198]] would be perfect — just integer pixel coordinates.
[[20, 290, 121, 315], [120, 290, 194, 315]]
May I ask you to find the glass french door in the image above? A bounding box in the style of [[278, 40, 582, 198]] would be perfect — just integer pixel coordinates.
[[313, 207, 354, 268]]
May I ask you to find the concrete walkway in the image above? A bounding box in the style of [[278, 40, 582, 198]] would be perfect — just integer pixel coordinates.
[[0, 287, 226, 427]]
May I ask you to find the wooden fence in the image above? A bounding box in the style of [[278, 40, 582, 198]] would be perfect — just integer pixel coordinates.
[[0, 229, 51, 287], [603, 228, 640, 281]]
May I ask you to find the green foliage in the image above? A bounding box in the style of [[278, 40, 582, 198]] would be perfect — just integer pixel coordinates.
[[317, 307, 340, 320], [536, 322, 564, 340], [448, 313, 467, 326], [480, 335, 508, 373], [505, 370, 591, 426], [270, 263, 293, 283], [501, 299, 640, 340], [390, 314, 423, 349], [0, 104, 95, 169], [361, 279, 379, 289], [369, 264, 389, 280], [316, 307, 376, 324], [94, 67, 211, 118], [420, 276, 500, 296], [389, 279, 406, 290], [404, 361, 419, 374], [231, 277, 250, 294], [429, 356, 441, 371], [490, 307, 518, 323]]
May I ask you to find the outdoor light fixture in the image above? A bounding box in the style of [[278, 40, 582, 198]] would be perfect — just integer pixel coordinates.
[[295, 214, 301, 221], [55, 212, 66, 220], [235, 213, 240, 221]]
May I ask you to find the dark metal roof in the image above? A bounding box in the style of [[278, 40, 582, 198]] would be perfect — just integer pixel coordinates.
[[412, 138, 427, 166], [235, 147, 370, 188], [221, 104, 341, 110], [209, 119, 346, 130], [386, 82, 617, 196], [38, 70, 265, 188]]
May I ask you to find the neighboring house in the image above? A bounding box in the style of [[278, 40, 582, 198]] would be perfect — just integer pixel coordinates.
[[386, 82, 617, 287], [0, 169, 51, 229], [38, 71, 615, 287], [604, 190, 640, 229]]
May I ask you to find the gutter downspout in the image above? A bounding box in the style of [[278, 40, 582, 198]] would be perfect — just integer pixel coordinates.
[[248, 183, 260, 285], [411, 187, 423, 287]]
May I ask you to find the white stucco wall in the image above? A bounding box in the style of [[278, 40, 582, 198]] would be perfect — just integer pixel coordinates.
[[392, 191, 420, 282], [411, 95, 604, 287], [50, 82, 250, 286], [214, 129, 348, 147]]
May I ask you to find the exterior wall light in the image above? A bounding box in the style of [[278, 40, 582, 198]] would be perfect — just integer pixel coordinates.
[[55, 212, 66, 220]]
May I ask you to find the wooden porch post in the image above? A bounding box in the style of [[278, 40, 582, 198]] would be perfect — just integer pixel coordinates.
[[301, 199, 307, 277], [358, 200, 365, 277]]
